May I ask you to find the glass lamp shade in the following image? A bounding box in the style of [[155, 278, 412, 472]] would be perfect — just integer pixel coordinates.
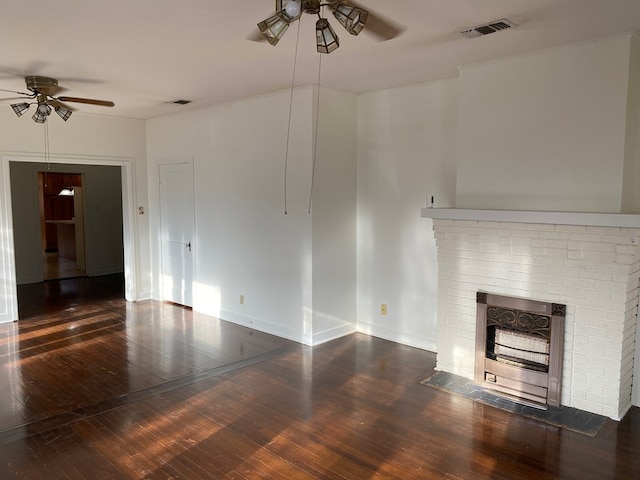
[[32, 103, 52, 123], [32, 113, 47, 123], [276, 0, 303, 20], [11, 102, 30, 117], [58, 188, 75, 196], [55, 105, 73, 121], [316, 18, 340, 54], [333, 3, 368, 35], [258, 11, 291, 46]]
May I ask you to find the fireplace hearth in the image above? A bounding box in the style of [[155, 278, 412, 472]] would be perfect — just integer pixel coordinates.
[[475, 292, 566, 408]]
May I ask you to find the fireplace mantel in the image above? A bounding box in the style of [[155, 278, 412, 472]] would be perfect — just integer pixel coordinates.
[[421, 208, 640, 228]]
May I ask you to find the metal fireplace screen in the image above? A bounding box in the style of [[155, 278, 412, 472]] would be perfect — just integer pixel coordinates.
[[475, 292, 566, 408]]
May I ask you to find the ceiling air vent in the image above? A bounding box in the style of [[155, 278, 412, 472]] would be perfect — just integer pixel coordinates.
[[460, 19, 516, 39]]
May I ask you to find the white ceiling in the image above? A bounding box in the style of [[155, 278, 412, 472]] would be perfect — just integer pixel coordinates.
[[1, 0, 640, 120]]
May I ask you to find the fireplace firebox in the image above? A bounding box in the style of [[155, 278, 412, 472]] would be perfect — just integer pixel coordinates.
[[475, 292, 566, 408]]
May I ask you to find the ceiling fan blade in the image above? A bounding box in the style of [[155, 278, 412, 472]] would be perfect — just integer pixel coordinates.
[[349, 1, 406, 41], [0, 88, 34, 97], [48, 99, 76, 111], [0, 96, 34, 103], [57, 96, 115, 107]]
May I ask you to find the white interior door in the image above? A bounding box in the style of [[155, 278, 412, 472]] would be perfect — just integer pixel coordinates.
[[159, 162, 195, 307]]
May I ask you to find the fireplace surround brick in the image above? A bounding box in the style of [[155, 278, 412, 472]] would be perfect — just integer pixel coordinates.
[[433, 218, 639, 419]]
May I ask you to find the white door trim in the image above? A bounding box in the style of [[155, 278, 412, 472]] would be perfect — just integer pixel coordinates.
[[0, 153, 139, 322]]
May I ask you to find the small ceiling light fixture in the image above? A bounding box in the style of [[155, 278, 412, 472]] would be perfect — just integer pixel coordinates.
[[58, 187, 75, 196], [55, 105, 73, 121], [258, 11, 292, 46], [11, 102, 30, 117], [32, 101, 51, 124], [316, 18, 340, 53], [333, 3, 367, 35]]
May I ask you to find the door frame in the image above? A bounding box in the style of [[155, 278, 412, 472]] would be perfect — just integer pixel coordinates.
[[156, 157, 196, 307], [0, 153, 139, 322]]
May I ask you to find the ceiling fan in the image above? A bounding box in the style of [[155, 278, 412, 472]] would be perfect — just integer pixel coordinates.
[[256, 0, 404, 53], [0, 76, 115, 123]]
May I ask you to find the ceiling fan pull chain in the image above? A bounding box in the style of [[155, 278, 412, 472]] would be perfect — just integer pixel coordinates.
[[283, 17, 303, 215]]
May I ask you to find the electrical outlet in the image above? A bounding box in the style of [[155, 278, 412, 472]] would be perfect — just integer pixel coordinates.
[[240, 294, 245, 305], [380, 304, 387, 315]]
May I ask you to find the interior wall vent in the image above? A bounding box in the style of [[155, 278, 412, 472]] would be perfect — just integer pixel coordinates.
[[460, 19, 516, 39]]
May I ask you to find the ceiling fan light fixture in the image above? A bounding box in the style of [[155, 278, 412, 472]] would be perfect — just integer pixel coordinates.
[[36, 103, 52, 116], [55, 105, 73, 121], [32, 112, 48, 124], [333, 3, 368, 35], [32, 102, 51, 123], [276, 0, 303, 20], [11, 102, 30, 117], [258, 11, 291, 46], [316, 18, 340, 54]]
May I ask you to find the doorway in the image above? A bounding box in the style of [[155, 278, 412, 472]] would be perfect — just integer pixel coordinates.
[[0, 155, 139, 324], [38, 171, 87, 280]]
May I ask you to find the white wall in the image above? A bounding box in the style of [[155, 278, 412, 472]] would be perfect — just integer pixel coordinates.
[[456, 34, 634, 213], [0, 109, 149, 322], [356, 79, 458, 351], [621, 34, 640, 212], [635, 286, 640, 406], [147, 86, 358, 344], [312, 87, 358, 344]]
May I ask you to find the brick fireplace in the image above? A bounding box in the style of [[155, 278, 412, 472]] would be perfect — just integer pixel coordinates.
[[423, 208, 640, 419]]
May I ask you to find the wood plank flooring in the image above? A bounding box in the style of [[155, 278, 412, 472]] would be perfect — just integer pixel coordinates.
[[0, 274, 638, 479]]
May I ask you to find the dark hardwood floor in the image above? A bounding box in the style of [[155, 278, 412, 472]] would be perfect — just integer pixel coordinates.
[[0, 274, 638, 479]]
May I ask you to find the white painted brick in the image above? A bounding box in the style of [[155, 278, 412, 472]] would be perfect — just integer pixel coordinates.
[[540, 231, 571, 240], [604, 386, 622, 400], [572, 352, 588, 366], [595, 263, 632, 274], [616, 245, 639, 255], [586, 374, 612, 387], [616, 254, 637, 265], [574, 343, 606, 357], [526, 223, 556, 231], [586, 226, 622, 234], [546, 239, 571, 249], [609, 293, 627, 303], [573, 334, 591, 347], [453, 220, 480, 228], [511, 230, 539, 240], [580, 270, 613, 281], [563, 259, 598, 270], [565, 277, 595, 289], [533, 247, 567, 258], [569, 233, 604, 242], [555, 225, 588, 233], [501, 222, 529, 230], [587, 392, 616, 409], [593, 280, 626, 293], [602, 234, 632, 244], [582, 242, 618, 253], [587, 355, 622, 371], [580, 251, 617, 262]]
